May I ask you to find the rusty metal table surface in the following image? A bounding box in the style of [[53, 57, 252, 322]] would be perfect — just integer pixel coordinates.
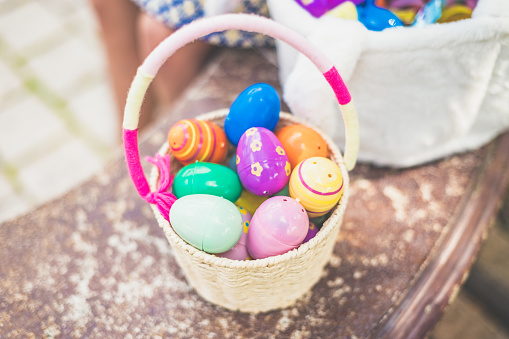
[[1, 49, 509, 339]]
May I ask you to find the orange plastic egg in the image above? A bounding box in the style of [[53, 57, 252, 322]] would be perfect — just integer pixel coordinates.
[[168, 119, 227, 165], [275, 124, 328, 169]]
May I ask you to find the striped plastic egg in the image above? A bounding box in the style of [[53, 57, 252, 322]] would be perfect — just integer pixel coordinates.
[[289, 157, 343, 218], [237, 127, 291, 196], [168, 119, 227, 165]]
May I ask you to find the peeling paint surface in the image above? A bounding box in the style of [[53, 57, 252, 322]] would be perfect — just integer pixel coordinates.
[[0, 50, 485, 338]]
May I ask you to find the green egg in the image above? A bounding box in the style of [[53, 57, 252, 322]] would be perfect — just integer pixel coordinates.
[[173, 162, 242, 202]]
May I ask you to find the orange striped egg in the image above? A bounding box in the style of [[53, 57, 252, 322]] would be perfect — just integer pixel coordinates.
[[168, 119, 227, 165], [289, 157, 343, 218]]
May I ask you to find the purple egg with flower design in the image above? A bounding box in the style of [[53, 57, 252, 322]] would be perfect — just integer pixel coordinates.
[[236, 127, 291, 196]]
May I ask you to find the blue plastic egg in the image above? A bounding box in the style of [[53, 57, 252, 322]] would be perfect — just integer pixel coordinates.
[[169, 194, 243, 253], [357, 0, 404, 31], [224, 83, 280, 146]]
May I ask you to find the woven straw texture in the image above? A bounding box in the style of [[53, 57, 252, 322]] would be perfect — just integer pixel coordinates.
[[149, 109, 349, 313]]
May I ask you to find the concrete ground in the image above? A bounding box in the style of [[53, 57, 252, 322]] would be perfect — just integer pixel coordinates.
[[0, 0, 118, 222]]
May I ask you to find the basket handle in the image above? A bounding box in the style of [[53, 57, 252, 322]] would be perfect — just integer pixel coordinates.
[[123, 14, 359, 207]]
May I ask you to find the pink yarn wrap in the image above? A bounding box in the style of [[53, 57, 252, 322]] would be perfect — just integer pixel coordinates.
[[123, 128, 176, 220], [323, 67, 351, 105], [145, 153, 177, 220]]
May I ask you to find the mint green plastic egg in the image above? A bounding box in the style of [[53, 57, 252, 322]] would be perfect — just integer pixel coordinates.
[[169, 194, 243, 253], [173, 162, 242, 202]]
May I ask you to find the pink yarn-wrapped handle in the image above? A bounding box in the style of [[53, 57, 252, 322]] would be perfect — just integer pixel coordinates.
[[122, 14, 359, 219]]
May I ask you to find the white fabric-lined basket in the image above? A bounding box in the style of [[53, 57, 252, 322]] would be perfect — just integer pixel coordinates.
[[269, 0, 509, 167]]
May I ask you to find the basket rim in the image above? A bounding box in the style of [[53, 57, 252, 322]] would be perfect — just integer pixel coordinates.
[[149, 109, 349, 269]]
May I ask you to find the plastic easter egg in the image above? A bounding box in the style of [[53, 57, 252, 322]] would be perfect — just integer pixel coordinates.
[[296, 0, 363, 18], [411, 0, 442, 27], [169, 194, 242, 253], [247, 196, 309, 259], [303, 222, 319, 244], [389, 0, 423, 9], [357, 0, 404, 31], [217, 206, 252, 260], [289, 157, 344, 218], [237, 127, 291, 196], [326, 1, 358, 20], [275, 124, 328, 169], [310, 212, 331, 228], [391, 9, 417, 25], [330, 0, 364, 6], [224, 83, 280, 146], [168, 119, 227, 165], [172, 162, 242, 202], [436, 5, 472, 23], [294, 0, 329, 17], [227, 154, 238, 174], [235, 190, 268, 215], [273, 184, 290, 197]]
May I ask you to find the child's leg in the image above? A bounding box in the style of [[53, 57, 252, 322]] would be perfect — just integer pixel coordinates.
[[137, 11, 214, 110], [89, 0, 154, 130]]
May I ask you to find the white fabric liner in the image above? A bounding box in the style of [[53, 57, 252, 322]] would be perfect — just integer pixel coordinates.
[[268, 0, 509, 167]]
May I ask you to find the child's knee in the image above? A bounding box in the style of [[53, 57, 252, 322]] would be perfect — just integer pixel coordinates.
[[138, 12, 174, 47]]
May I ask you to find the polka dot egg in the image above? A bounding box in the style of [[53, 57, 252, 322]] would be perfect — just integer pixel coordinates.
[[289, 157, 344, 218]]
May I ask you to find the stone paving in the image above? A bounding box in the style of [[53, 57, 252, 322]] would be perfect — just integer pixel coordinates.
[[0, 0, 118, 222]]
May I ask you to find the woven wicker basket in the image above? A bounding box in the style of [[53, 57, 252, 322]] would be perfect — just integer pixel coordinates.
[[122, 14, 360, 313]]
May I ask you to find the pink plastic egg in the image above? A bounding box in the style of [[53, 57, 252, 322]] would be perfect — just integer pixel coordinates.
[[217, 206, 252, 260], [237, 127, 291, 196], [247, 196, 309, 259]]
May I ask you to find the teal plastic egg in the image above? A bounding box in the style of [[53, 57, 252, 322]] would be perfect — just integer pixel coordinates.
[[169, 194, 243, 253], [224, 83, 281, 146], [173, 162, 242, 202]]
